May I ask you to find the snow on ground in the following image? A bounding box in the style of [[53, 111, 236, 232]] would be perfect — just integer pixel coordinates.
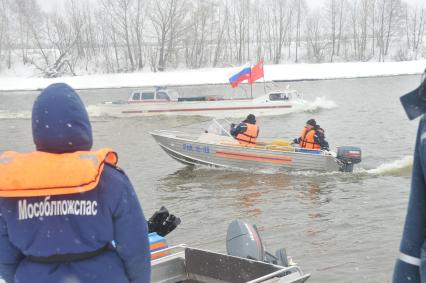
[[0, 60, 425, 91]]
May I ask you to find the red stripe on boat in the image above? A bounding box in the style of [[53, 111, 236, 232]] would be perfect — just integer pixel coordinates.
[[122, 105, 292, 114]]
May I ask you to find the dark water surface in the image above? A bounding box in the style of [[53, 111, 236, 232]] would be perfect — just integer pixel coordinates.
[[0, 75, 422, 282]]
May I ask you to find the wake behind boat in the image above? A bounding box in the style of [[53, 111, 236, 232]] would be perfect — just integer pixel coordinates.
[[151, 120, 362, 172], [94, 86, 305, 118]]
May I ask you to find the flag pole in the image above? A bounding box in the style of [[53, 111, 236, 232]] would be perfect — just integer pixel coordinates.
[[250, 63, 253, 99], [262, 59, 266, 95]]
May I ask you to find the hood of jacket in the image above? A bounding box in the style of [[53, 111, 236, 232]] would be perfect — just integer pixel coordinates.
[[32, 83, 93, 153]]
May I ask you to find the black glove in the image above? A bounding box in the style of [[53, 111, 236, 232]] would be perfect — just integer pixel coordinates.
[[148, 206, 181, 237]]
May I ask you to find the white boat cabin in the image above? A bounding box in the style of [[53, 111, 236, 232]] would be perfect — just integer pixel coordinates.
[[128, 87, 179, 103], [127, 86, 302, 104]]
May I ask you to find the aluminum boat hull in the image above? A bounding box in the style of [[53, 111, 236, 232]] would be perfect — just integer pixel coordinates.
[[151, 131, 342, 172]]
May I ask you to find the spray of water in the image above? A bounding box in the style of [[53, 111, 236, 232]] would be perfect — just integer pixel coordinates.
[[293, 96, 338, 113], [363, 156, 413, 177]]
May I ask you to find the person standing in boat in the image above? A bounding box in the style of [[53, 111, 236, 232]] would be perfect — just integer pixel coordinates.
[[230, 114, 259, 146], [393, 71, 426, 283], [293, 119, 321, 149], [0, 83, 150, 283]]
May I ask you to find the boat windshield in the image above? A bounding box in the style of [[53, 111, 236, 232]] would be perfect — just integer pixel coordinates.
[[166, 89, 179, 101], [269, 92, 289, 101], [205, 119, 233, 137]]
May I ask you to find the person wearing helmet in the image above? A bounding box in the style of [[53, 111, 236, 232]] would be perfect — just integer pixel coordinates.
[[230, 114, 259, 146], [393, 70, 426, 282], [0, 83, 150, 283]]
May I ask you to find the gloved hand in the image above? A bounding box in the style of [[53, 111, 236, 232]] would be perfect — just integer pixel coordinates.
[[148, 206, 181, 237], [230, 123, 235, 128]]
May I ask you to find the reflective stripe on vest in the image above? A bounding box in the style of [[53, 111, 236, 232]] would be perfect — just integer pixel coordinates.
[[398, 252, 421, 266], [235, 123, 259, 145], [301, 129, 320, 150], [0, 148, 117, 197]]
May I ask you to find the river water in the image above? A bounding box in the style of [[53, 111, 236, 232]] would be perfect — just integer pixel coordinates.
[[0, 75, 422, 282]]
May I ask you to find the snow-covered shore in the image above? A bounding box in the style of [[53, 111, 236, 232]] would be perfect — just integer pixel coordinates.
[[1, 60, 425, 91]]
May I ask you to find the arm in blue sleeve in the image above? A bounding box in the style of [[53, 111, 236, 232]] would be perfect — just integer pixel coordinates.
[[112, 177, 150, 283], [0, 212, 22, 283], [393, 117, 426, 282], [233, 123, 247, 136]]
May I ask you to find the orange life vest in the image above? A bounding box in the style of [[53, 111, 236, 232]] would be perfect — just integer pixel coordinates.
[[300, 127, 320, 150], [0, 148, 117, 197], [235, 123, 259, 146]]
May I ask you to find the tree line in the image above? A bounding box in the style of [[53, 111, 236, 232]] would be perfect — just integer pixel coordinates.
[[0, 0, 424, 77]]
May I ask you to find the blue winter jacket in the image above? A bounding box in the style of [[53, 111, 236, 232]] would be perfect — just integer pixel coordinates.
[[0, 83, 150, 283], [393, 115, 426, 282]]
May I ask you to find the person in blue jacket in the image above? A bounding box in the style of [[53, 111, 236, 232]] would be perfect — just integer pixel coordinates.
[[0, 83, 150, 283], [393, 70, 426, 282]]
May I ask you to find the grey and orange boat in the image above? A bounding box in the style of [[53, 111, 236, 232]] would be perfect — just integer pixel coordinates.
[[150, 120, 361, 173]]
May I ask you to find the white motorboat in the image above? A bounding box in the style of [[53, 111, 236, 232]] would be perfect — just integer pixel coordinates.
[[95, 86, 305, 118]]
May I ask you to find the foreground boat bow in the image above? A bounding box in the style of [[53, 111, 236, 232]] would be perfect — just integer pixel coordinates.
[[152, 246, 309, 283]]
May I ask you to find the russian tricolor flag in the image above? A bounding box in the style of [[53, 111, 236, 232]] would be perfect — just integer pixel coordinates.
[[228, 60, 264, 88], [229, 63, 251, 88]]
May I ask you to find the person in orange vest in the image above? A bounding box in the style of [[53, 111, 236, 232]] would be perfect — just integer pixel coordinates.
[[230, 114, 259, 146], [0, 83, 150, 283], [293, 119, 321, 150], [314, 125, 330, 151]]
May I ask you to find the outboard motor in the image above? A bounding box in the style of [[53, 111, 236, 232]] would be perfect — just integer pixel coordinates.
[[336, 146, 362, 172], [226, 220, 289, 267]]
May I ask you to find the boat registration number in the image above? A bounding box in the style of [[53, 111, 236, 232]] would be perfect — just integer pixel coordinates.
[[183, 143, 210, 154]]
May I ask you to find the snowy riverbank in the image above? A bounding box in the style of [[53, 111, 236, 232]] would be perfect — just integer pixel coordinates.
[[1, 60, 425, 91]]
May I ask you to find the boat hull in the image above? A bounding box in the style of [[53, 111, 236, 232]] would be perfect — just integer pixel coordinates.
[[151, 131, 342, 172], [95, 99, 301, 118]]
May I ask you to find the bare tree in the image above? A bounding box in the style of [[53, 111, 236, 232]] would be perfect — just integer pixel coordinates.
[[375, 0, 404, 61], [295, 0, 303, 62], [212, 2, 229, 67], [306, 9, 327, 62], [100, 0, 137, 71], [184, 1, 215, 68], [265, 0, 291, 64], [150, 0, 188, 71], [0, 0, 425, 74], [226, 0, 250, 64], [325, 0, 338, 61], [404, 3, 425, 60], [253, 0, 266, 62], [133, 0, 146, 70], [336, 0, 346, 57], [9, 0, 42, 65], [0, 0, 13, 69]]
